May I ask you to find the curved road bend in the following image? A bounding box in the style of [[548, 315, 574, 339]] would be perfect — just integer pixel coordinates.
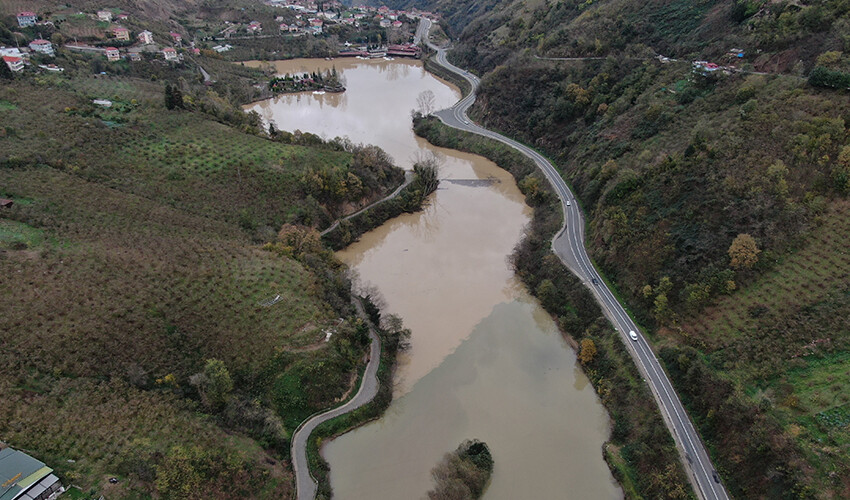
[[292, 299, 381, 500], [419, 18, 731, 500]]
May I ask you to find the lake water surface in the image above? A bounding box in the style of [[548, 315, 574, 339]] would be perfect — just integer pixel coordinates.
[[246, 58, 622, 500]]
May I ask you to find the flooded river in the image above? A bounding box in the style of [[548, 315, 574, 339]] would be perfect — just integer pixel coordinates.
[[246, 58, 622, 500]]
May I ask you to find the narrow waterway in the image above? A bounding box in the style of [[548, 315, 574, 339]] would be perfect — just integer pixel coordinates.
[[246, 58, 622, 500]]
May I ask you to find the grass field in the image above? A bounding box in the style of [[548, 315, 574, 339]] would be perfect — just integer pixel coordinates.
[[674, 200, 850, 492], [682, 200, 850, 349]]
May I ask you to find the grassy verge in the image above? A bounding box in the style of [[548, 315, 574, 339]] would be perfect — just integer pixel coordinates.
[[414, 116, 694, 499], [424, 51, 472, 98]]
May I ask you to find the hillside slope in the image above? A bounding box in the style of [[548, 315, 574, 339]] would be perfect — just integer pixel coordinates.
[[0, 31, 403, 499], [395, 0, 850, 497]]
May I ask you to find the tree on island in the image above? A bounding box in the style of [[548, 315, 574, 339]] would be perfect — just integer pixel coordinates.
[[428, 439, 493, 500]]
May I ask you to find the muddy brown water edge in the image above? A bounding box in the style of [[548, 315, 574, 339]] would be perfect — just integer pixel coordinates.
[[245, 58, 623, 500]]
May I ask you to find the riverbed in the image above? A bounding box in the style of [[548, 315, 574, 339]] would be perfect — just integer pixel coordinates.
[[246, 57, 622, 500]]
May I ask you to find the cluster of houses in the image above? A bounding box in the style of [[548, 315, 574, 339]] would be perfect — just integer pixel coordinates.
[[2, 40, 55, 73], [265, 2, 428, 35], [5, 7, 189, 72]]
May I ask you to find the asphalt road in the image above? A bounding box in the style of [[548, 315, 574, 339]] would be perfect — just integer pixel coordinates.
[[291, 299, 382, 500], [419, 18, 731, 500]]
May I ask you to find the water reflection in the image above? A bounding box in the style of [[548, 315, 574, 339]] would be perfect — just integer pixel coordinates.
[[245, 58, 459, 167], [244, 58, 622, 500]]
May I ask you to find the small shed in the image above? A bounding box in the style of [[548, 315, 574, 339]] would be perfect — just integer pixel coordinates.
[[0, 199, 13, 208]]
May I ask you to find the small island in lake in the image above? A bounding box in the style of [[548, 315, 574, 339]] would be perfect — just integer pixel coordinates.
[[269, 67, 346, 94], [427, 439, 494, 500]]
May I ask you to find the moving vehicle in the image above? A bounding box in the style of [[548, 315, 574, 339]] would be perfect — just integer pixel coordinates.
[[629, 330, 638, 341]]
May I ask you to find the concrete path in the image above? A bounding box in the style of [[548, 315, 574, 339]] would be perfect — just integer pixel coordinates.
[[291, 298, 381, 500]]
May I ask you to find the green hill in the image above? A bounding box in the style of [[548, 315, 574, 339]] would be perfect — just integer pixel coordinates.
[[392, 0, 850, 497], [0, 21, 402, 498]]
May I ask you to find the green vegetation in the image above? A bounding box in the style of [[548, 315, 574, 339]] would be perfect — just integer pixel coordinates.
[[0, 25, 404, 498], [322, 159, 441, 250], [427, 439, 493, 500], [307, 299, 412, 500], [414, 117, 693, 499]]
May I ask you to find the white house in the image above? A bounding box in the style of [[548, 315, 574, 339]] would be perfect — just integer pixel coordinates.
[[97, 10, 113, 22], [138, 30, 154, 44], [17, 11, 38, 27], [105, 46, 120, 61], [162, 47, 178, 61], [3, 56, 24, 72], [28, 39, 54, 56]]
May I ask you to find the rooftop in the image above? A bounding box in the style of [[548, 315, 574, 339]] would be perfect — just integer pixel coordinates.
[[0, 448, 53, 500]]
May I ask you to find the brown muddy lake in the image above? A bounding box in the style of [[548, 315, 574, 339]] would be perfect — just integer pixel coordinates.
[[246, 58, 622, 499]]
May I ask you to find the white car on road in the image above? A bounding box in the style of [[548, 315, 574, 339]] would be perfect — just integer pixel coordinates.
[[629, 330, 638, 341]]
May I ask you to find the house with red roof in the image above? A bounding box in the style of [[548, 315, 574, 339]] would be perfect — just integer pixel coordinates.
[[17, 12, 37, 27], [113, 26, 130, 41], [2, 56, 24, 72], [170, 32, 182, 44], [162, 47, 178, 61], [105, 46, 120, 61], [28, 39, 54, 56]]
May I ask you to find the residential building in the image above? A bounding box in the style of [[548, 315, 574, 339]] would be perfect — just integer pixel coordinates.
[[17, 12, 38, 27], [247, 21, 262, 33], [28, 39, 54, 56], [113, 26, 130, 41], [379, 18, 391, 28], [97, 10, 113, 22], [162, 47, 178, 61], [105, 46, 120, 61], [169, 32, 182, 44], [2, 56, 24, 72], [391, 20, 402, 29], [137, 30, 153, 44], [0, 47, 25, 59], [0, 447, 65, 500]]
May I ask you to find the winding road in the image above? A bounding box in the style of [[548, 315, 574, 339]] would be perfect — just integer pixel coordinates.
[[419, 17, 731, 500], [291, 299, 381, 500]]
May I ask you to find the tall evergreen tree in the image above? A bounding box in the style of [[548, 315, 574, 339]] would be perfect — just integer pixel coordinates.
[[164, 83, 175, 109], [0, 59, 13, 80]]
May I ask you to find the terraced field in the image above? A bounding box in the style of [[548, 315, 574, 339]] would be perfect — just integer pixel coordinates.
[[678, 200, 850, 488]]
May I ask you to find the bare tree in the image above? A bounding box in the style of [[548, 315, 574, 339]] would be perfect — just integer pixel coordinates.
[[416, 90, 436, 116]]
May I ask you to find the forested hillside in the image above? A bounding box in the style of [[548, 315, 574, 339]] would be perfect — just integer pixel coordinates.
[[392, 0, 850, 497]]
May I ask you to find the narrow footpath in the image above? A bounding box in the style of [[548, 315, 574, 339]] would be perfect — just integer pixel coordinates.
[[291, 299, 381, 500], [418, 17, 731, 500]]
